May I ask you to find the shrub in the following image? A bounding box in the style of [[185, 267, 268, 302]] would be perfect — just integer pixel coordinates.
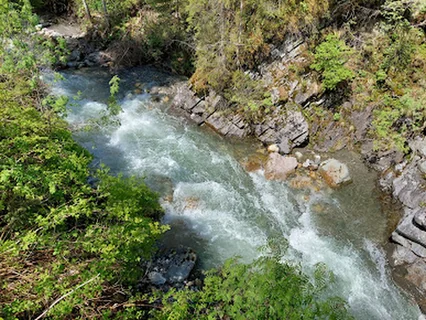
[[311, 34, 354, 90], [151, 257, 353, 319]]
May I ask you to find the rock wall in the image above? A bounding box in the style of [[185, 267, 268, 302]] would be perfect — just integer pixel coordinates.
[[386, 138, 426, 309]]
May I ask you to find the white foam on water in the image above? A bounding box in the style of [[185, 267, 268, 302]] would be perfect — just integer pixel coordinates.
[[286, 206, 418, 319], [48, 69, 422, 320]]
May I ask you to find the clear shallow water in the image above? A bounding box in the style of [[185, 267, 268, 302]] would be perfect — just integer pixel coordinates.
[[46, 67, 421, 319]]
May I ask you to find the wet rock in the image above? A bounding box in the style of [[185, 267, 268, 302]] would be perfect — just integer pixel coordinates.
[[68, 49, 82, 62], [319, 159, 351, 187], [148, 271, 167, 286], [172, 83, 200, 111], [66, 61, 79, 69], [406, 260, 426, 292], [393, 165, 425, 209], [205, 112, 249, 138], [392, 244, 418, 266], [145, 247, 197, 286], [84, 51, 111, 67], [396, 209, 426, 250], [379, 170, 395, 193], [189, 113, 203, 125], [264, 154, 298, 181], [362, 144, 404, 172]]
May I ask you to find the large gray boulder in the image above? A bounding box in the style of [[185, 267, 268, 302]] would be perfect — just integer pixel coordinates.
[[264, 154, 298, 181], [319, 159, 351, 187]]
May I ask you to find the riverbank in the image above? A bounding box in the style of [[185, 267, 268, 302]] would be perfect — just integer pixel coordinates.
[[35, 2, 426, 315]]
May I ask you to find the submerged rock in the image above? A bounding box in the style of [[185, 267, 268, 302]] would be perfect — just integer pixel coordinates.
[[319, 159, 351, 187], [144, 247, 197, 286], [264, 153, 298, 181]]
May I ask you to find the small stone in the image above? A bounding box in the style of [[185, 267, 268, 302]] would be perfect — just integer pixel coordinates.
[[268, 144, 280, 153], [294, 151, 303, 160], [302, 159, 311, 168], [313, 154, 321, 165]]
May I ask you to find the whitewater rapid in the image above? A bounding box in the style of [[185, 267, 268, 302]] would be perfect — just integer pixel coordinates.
[[47, 67, 421, 319]]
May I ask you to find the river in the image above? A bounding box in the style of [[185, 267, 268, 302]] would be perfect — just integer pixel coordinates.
[[46, 66, 422, 319]]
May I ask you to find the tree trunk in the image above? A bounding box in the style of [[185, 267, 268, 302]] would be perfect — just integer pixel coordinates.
[[82, 0, 92, 24], [101, 0, 110, 30]]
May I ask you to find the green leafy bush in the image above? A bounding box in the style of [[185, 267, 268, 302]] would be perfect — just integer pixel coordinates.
[[372, 91, 426, 152], [0, 2, 167, 318], [311, 34, 354, 90], [151, 257, 353, 319]]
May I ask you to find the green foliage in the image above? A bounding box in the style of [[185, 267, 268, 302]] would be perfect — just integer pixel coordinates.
[[0, 0, 68, 79], [311, 34, 354, 90], [186, 0, 329, 94], [0, 3, 166, 318], [150, 256, 353, 319], [372, 91, 426, 152], [0, 74, 167, 318], [380, 28, 416, 74], [108, 75, 122, 116]]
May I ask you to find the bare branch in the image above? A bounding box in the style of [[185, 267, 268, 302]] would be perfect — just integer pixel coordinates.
[[35, 274, 100, 320]]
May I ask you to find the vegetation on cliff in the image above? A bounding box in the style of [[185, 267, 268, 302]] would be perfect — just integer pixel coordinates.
[[53, 0, 426, 152]]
